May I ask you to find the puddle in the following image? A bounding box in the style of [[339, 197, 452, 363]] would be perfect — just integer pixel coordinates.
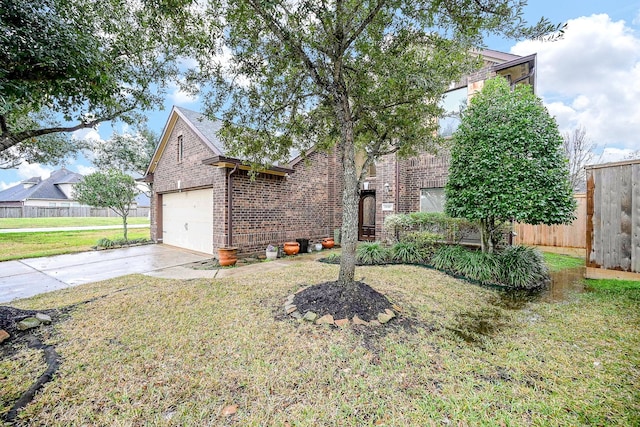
[[543, 267, 587, 302], [452, 268, 587, 343], [492, 267, 586, 309]]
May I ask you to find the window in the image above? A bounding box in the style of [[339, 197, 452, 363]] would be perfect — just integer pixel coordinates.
[[60, 202, 70, 207], [177, 135, 184, 162], [367, 161, 376, 178], [439, 86, 468, 137], [49, 202, 56, 207], [420, 188, 445, 213]]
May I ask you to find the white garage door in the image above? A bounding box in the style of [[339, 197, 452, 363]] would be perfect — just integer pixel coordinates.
[[162, 189, 214, 254]]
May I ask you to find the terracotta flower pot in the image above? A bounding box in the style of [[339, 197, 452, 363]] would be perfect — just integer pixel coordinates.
[[321, 238, 335, 249], [283, 241, 300, 255], [218, 247, 238, 266]]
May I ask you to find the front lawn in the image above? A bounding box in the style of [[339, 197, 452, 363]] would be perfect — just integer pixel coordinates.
[[0, 229, 150, 261], [2, 260, 638, 425], [0, 217, 149, 229]]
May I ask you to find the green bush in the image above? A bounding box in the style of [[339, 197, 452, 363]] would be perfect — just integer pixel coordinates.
[[391, 241, 425, 264], [356, 242, 389, 265], [322, 253, 341, 264], [455, 250, 498, 283], [384, 212, 479, 244], [400, 231, 442, 261], [432, 245, 467, 271], [497, 245, 548, 289], [96, 237, 115, 248], [432, 244, 548, 289]]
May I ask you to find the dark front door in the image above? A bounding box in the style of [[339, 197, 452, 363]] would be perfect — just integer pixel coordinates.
[[359, 191, 376, 241]]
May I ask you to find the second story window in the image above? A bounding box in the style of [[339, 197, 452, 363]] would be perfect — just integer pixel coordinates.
[[177, 135, 184, 162]]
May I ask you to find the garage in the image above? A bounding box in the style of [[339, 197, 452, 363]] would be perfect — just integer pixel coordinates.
[[162, 189, 214, 254]]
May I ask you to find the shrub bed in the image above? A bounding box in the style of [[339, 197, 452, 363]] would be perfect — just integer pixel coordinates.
[[323, 238, 549, 290]]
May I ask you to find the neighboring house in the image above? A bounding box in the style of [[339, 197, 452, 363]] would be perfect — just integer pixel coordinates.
[[0, 168, 85, 208], [145, 49, 537, 255]]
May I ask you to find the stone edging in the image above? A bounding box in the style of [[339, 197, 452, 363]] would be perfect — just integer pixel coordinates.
[[284, 289, 397, 327]]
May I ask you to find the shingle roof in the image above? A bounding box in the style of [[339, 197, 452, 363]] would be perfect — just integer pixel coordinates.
[[174, 107, 224, 155], [174, 106, 300, 166], [0, 168, 84, 202]]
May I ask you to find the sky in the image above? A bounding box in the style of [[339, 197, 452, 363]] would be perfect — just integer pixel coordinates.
[[1, 0, 639, 190]]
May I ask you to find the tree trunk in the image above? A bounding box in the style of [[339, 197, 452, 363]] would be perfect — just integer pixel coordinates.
[[122, 215, 129, 241], [335, 92, 359, 289], [479, 218, 495, 254]]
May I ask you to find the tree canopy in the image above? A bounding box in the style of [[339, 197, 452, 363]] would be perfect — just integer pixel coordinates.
[[0, 0, 201, 165], [445, 77, 576, 252], [182, 0, 561, 286], [73, 170, 140, 241], [90, 129, 157, 178]]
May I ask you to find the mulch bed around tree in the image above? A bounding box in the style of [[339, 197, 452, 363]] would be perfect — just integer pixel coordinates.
[[0, 306, 41, 336], [293, 281, 393, 322]]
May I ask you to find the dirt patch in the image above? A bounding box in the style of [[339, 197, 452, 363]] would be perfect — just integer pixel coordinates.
[[293, 281, 393, 322]]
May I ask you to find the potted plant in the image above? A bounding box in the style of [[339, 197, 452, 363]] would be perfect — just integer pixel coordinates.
[[266, 244, 278, 260]]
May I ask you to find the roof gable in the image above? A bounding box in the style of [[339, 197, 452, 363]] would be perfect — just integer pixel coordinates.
[[145, 106, 225, 176], [0, 168, 84, 202]]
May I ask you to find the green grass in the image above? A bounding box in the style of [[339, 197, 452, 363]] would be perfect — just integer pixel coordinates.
[[0, 217, 149, 229], [543, 252, 584, 272], [0, 228, 150, 261], [3, 261, 639, 425], [586, 278, 640, 291]]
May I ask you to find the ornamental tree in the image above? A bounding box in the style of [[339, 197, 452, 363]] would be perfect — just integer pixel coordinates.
[[445, 77, 576, 253], [183, 0, 560, 289], [73, 170, 140, 241]]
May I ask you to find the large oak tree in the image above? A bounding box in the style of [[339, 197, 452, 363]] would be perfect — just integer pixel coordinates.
[[184, 0, 560, 290]]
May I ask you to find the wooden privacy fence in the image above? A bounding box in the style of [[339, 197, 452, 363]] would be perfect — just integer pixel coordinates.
[[586, 160, 640, 279], [513, 194, 586, 249], [0, 206, 150, 219]]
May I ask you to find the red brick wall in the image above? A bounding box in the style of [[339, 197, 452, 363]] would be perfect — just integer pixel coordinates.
[[150, 118, 217, 242], [150, 114, 344, 253], [375, 151, 451, 241], [230, 149, 342, 253]]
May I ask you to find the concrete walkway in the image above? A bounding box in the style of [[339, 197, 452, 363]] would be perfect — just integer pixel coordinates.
[[0, 244, 328, 303], [0, 245, 209, 303], [0, 224, 149, 233]]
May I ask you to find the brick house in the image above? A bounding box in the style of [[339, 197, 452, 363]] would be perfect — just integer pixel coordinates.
[[144, 106, 344, 255], [144, 50, 536, 255]]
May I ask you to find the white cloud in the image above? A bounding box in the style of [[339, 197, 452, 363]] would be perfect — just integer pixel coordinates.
[[168, 80, 200, 105], [511, 14, 640, 150], [72, 128, 103, 143], [0, 180, 20, 190], [17, 163, 53, 180], [593, 147, 638, 164], [77, 165, 97, 175]]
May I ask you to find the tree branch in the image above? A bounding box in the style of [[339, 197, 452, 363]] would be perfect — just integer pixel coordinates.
[[343, 0, 389, 52], [245, 0, 330, 90], [0, 108, 135, 153]]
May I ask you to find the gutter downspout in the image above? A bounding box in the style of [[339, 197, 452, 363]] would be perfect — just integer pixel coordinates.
[[395, 153, 400, 211], [227, 164, 239, 247]]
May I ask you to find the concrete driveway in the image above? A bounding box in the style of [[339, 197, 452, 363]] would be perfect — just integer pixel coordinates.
[[0, 245, 210, 303]]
